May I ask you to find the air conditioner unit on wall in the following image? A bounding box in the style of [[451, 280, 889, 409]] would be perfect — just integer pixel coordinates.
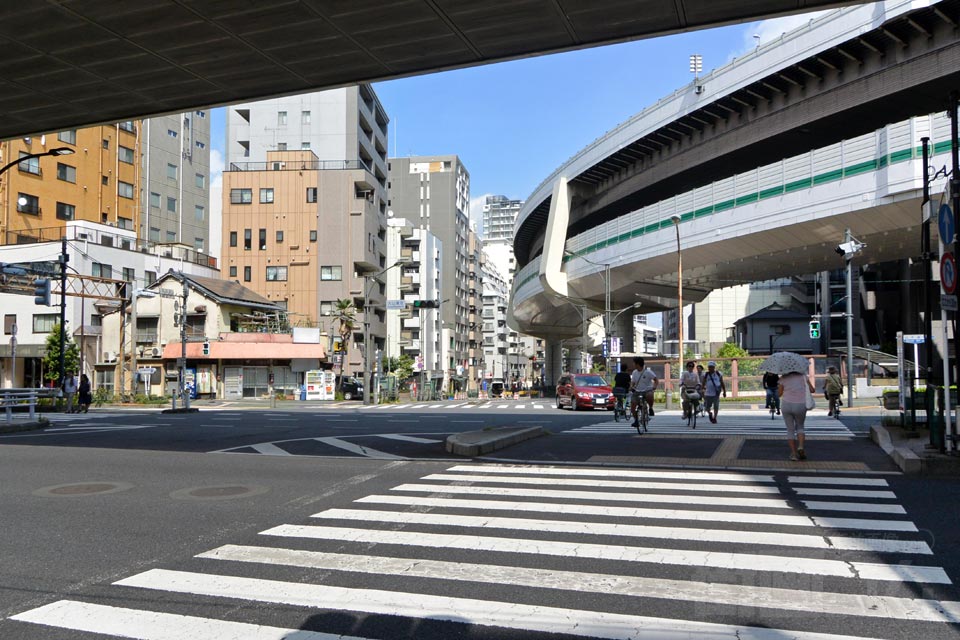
[[103, 351, 117, 363], [150, 347, 161, 358]]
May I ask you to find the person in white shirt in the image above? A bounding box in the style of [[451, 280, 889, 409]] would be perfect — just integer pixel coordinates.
[[678, 360, 701, 420], [629, 357, 659, 428], [702, 361, 727, 424], [63, 372, 78, 414]]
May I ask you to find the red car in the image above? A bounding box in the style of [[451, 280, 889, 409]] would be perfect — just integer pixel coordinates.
[[556, 373, 614, 411]]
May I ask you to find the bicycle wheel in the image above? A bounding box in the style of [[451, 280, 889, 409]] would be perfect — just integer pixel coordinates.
[[640, 406, 649, 433], [614, 402, 622, 422], [689, 403, 697, 429]]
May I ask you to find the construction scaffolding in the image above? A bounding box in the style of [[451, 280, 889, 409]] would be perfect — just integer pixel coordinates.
[[231, 310, 290, 334]]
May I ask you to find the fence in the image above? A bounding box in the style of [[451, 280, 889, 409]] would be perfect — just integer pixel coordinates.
[[1, 388, 57, 424]]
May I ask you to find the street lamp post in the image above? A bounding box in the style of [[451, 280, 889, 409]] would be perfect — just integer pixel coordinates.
[[0, 147, 74, 178], [838, 229, 865, 410], [671, 215, 683, 376]]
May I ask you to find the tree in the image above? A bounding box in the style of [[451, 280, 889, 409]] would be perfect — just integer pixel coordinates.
[[387, 354, 415, 385], [42, 323, 79, 384], [333, 299, 356, 392], [715, 342, 761, 377]]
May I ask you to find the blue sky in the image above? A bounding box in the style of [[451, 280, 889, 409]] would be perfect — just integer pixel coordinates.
[[210, 10, 823, 227]]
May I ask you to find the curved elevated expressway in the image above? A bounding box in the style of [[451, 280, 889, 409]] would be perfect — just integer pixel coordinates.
[[510, 0, 960, 364]]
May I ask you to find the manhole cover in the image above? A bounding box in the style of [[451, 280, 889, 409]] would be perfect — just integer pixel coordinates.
[[34, 482, 133, 498], [170, 485, 268, 501]]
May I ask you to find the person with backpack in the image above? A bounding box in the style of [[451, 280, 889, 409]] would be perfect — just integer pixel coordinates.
[[703, 361, 726, 424], [824, 366, 843, 417]]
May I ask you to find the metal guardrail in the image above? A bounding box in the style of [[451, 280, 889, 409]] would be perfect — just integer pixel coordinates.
[[1, 388, 57, 424]]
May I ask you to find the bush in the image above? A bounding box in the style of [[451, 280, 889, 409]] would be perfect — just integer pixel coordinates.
[[93, 387, 114, 407]]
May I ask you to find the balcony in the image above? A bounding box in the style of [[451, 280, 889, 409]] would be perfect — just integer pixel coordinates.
[[400, 248, 420, 264], [403, 316, 421, 329], [399, 276, 414, 292], [135, 331, 158, 344], [401, 339, 421, 351]]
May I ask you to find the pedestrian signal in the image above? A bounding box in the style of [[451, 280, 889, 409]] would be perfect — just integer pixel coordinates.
[[808, 320, 821, 339]]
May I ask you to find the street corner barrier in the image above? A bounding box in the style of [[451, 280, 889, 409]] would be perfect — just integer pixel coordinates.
[[0, 417, 49, 434], [870, 424, 922, 474], [446, 426, 546, 457]]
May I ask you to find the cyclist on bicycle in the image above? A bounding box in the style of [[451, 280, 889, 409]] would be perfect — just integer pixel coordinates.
[[679, 360, 701, 420], [763, 371, 781, 416], [613, 368, 631, 414], [630, 357, 658, 429]]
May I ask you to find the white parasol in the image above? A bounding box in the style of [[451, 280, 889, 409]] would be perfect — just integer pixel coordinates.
[[760, 351, 810, 375]]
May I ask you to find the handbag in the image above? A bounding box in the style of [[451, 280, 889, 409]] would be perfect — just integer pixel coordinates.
[[804, 384, 816, 410]]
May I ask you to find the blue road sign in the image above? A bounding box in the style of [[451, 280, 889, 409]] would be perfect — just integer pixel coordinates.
[[939, 203, 955, 245]]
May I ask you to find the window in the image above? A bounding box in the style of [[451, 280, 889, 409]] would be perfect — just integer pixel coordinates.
[[194, 237, 204, 252], [149, 192, 161, 208], [58, 130, 77, 145], [301, 142, 310, 150], [145, 271, 157, 285], [33, 314, 59, 333], [55, 202, 75, 220], [102, 175, 109, 186], [194, 205, 205, 221], [95, 369, 114, 394], [166, 231, 177, 242], [244, 229, 251, 250], [259, 229, 267, 250], [167, 196, 177, 212], [306, 187, 317, 203], [229, 231, 237, 247], [259, 188, 274, 203], [229, 266, 237, 278], [92, 263, 112, 279], [195, 173, 205, 189], [118, 217, 132, 230], [276, 230, 284, 243], [320, 301, 333, 316], [56, 163, 76, 183], [277, 142, 287, 151], [118, 121, 135, 133], [17, 193, 39, 215], [102, 138, 110, 150], [123, 267, 135, 282], [230, 188, 252, 204], [243, 266, 252, 282], [118, 146, 134, 164], [167, 129, 178, 138], [302, 110, 311, 124], [166, 163, 177, 180], [195, 141, 206, 149], [118, 181, 134, 199], [149, 227, 160, 242], [278, 111, 287, 125], [266, 266, 288, 281], [18, 153, 40, 175], [196, 110, 206, 118], [320, 265, 342, 281], [4, 314, 15, 334], [309, 230, 317, 242]]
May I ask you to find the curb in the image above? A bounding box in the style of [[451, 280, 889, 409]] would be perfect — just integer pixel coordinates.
[[161, 408, 200, 414], [0, 418, 48, 434], [870, 425, 922, 474], [446, 426, 546, 457]]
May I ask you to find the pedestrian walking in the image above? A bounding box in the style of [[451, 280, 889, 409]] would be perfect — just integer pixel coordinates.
[[762, 371, 781, 415], [77, 374, 92, 413], [779, 370, 816, 461], [702, 361, 726, 423], [824, 366, 843, 417], [63, 372, 78, 414]]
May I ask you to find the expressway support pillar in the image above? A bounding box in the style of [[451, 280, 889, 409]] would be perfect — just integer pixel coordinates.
[[610, 313, 635, 356], [544, 341, 564, 390]]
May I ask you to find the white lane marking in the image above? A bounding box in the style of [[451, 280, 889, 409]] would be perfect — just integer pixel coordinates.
[[263, 525, 950, 584], [788, 476, 890, 487], [327, 419, 358, 422], [533, 404, 545, 409], [313, 437, 402, 459], [802, 501, 906, 514], [391, 404, 412, 409], [793, 488, 898, 499], [203, 544, 960, 623], [251, 443, 291, 456], [312, 508, 930, 554], [460, 404, 476, 409], [445, 403, 468, 408], [393, 483, 793, 509], [116, 569, 890, 640], [356, 494, 919, 532], [377, 434, 443, 444], [429, 404, 445, 409], [446, 464, 775, 483], [422, 473, 782, 495], [10, 599, 367, 639], [498, 404, 512, 409]]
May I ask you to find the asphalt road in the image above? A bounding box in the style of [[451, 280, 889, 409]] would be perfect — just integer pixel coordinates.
[[1, 402, 958, 639]]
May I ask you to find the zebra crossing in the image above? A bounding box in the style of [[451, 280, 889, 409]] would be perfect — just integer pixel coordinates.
[[312, 400, 554, 411], [567, 409, 859, 436], [11, 463, 958, 639]]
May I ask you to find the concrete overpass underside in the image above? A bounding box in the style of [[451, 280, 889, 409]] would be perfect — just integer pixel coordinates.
[[0, 0, 867, 140]]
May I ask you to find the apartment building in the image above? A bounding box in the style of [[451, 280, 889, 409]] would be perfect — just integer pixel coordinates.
[[466, 225, 485, 390], [141, 111, 211, 253], [0, 123, 142, 244], [482, 195, 522, 243], [481, 257, 510, 381], [223, 86, 390, 379], [387, 155, 471, 389]]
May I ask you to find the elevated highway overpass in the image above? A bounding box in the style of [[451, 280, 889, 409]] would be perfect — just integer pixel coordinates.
[[509, 0, 960, 362]]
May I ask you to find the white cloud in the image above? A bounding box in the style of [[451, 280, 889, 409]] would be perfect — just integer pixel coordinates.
[[470, 193, 492, 237], [734, 9, 831, 59]]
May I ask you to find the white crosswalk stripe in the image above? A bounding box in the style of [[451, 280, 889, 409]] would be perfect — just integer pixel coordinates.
[[12, 463, 958, 640], [567, 410, 858, 436]]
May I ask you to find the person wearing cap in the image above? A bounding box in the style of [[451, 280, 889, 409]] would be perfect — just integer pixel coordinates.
[[702, 361, 726, 424], [824, 366, 843, 417]]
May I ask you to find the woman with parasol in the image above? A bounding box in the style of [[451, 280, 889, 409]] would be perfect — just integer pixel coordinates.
[[761, 352, 816, 461]]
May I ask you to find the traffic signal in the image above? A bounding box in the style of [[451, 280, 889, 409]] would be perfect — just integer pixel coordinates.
[[413, 300, 439, 309], [808, 320, 821, 339], [33, 278, 51, 306], [202, 341, 210, 356]]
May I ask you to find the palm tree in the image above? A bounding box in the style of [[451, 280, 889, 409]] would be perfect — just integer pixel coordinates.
[[333, 298, 356, 393]]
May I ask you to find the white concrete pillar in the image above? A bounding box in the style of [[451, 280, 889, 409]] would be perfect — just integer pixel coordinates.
[[544, 341, 564, 388], [567, 346, 582, 374], [611, 313, 635, 356]]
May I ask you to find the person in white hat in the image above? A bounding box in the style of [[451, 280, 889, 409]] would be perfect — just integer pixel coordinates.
[[702, 361, 726, 424]]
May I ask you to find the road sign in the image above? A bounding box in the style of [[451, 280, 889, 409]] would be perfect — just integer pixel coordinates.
[[609, 336, 622, 357], [137, 367, 157, 375], [942, 294, 958, 311], [902, 334, 925, 344], [386, 299, 407, 310], [941, 251, 958, 295], [158, 288, 177, 299], [940, 203, 955, 245]]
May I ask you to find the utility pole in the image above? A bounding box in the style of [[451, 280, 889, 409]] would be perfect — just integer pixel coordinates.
[[180, 277, 190, 411], [950, 91, 960, 450], [921, 137, 937, 448], [844, 228, 855, 410], [58, 237, 68, 403]]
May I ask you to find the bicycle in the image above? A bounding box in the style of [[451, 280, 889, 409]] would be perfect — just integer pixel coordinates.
[[682, 389, 700, 429], [633, 395, 649, 434], [613, 389, 629, 422]]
